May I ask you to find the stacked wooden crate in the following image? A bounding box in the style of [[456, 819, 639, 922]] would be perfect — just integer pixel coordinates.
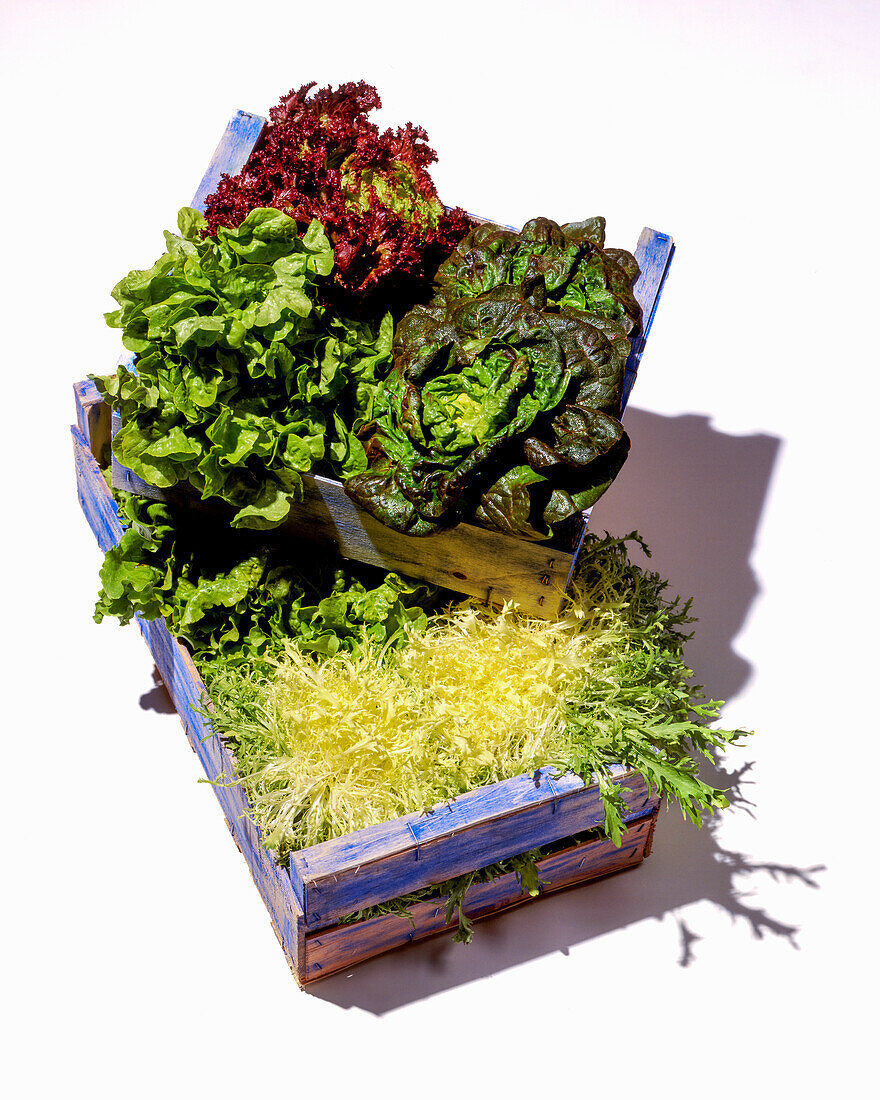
[[71, 110, 674, 984]]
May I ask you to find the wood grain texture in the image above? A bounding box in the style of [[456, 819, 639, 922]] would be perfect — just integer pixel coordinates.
[[303, 814, 657, 981], [189, 110, 267, 214], [73, 379, 110, 464], [289, 769, 659, 931]]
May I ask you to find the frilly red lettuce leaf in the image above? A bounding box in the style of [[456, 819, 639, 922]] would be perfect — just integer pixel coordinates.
[[203, 81, 472, 314]]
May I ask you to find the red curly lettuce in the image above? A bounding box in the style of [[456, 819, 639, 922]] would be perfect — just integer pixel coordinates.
[[204, 82, 472, 313]]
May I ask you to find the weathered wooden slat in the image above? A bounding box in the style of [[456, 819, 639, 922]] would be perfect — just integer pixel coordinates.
[[621, 228, 675, 413], [289, 769, 658, 932], [302, 815, 656, 980], [73, 378, 110, 465], [136, 612, 304, 972], [189, 110, 267, 214], [72, 423, 123, 552], [71, 409, 303, 973]]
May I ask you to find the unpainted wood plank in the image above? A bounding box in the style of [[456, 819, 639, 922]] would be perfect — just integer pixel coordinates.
[[189, 110, 267, 214], [303, 813, 656, 981], [289, 768, 658, 931]]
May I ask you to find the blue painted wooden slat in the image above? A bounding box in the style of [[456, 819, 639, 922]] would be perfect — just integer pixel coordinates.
[[621, 228, 676, 415], [189, 110, 267, 214], [289, 768, 658, 931], [71, 410, 304, 972]]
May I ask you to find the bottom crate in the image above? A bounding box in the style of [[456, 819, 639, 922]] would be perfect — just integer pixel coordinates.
[[72, 380, 660, 986]]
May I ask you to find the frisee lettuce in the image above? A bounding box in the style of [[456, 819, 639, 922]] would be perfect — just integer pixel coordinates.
[[94, 506, 747, 943], [203, 533, 745, 860]]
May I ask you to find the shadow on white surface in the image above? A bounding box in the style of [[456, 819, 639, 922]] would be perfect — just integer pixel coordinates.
[[308, 755, 823, 1014], [306, 409, 826, 1012], [588, 406, 784, 703], [140, 666, 177, 715]]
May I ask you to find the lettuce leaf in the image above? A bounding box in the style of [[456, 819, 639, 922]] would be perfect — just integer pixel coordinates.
[[346, 217, 639, 538], [94, 491, 435, 664], [96, 208, 393, 529]]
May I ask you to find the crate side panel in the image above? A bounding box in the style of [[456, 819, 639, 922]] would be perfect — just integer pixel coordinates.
[[291, 770, 656, 930], [137, 615, 304, 976], [303, 812, 656, 980], [72, 425, 124, 552], [292, 765, 628, 878], [73, 379, 110, 463], [279, 473, 571, 616], [72, 419, 303, 976], [189, 110, 267, 213]]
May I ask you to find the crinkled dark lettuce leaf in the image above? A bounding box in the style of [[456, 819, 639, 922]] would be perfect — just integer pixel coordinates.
[[345, 217, 639, 538], [438, 216, 641, 335], [96, 207, 394, 530]]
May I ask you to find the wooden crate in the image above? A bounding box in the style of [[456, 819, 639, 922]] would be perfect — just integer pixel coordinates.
[[108, 110, 675, 618], [73, 382, 660, 982], [75, 106, 672, 983]]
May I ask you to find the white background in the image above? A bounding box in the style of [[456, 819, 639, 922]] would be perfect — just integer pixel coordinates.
[[2, 1, 877, 1095]]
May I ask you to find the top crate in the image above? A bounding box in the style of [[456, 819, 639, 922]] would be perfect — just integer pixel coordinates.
[[109, 111, 674, 616]]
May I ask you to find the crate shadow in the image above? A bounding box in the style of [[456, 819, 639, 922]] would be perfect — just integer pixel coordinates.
[[309, 756, 823, 1013], [586, 407, 783, 703], [308, 411, 825, 1013]]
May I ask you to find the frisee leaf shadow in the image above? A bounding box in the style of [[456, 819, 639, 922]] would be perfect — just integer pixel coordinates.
[[659, 752, 824, 969]]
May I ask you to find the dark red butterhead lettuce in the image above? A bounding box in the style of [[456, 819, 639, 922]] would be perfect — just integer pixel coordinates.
[[203, 82, 472, 313]]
